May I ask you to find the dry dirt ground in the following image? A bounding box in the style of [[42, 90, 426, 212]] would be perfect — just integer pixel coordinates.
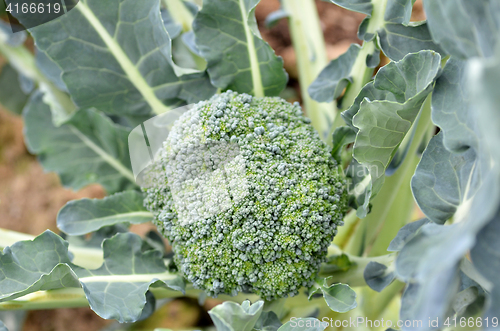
[[0, 1, 425, 330]]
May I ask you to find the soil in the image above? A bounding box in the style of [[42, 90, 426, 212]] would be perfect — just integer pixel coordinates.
[[0, 1, 425, 330]]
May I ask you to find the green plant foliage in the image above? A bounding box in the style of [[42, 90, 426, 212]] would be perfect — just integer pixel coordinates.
[[23, 92, 137, 193], [193, 0, 287, 97], [349, 51, 441, 212], [11, 0, 216, 116], [0, 231, 184, 322], [0, 64, 30, 115], [1, 0, 500, 329], [57, 191, 153, 236]]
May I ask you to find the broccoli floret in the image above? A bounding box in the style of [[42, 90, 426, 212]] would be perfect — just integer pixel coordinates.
[[143, 91, 346, 300]]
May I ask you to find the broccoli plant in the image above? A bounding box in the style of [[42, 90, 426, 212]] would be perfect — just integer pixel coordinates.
[[0, 0, 499, 330]]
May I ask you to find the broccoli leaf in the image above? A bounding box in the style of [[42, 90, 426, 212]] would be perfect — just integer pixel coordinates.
[[411, 133, 478, 224], [11, 0, 216, 116], [387, 218, 429, 252], [0, 64, 30, 115], [321, 283, 357, 313], [423, 0, 500, 59], [396, 50, 500, 327], [0, 231, 81, 302], [0, 231, 184, 323], [378, 22, 446, 61], [208, 300, 264, 331], [193, 0, 287, 97], [57, 191, 153, 236], [349, 51, 441, 205], [363, 262, 395, 292], [76, 233, 185, 322], [308, 44, 362, 103], [24, 92, 137, 194], [254, 311, 282, 331], [323, 0, 372, 15]]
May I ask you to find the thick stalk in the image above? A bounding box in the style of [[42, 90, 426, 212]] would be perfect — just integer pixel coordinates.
[[364, 96, 433, 257], [336, 0, 388, 115], [333, 209, 360, 249], [321, 246, 396, 287], [282, 0, 336, 143], [361, 280, 405, 321], [0, 41, 76, 124]]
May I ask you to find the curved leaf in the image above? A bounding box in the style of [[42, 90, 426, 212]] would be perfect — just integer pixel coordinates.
[[378, 22, 446, 61], [58, 191, 153, 236], [0, 231, 184, 323], [351, 51, 441, 198], [423, 0, 500, 59], [411, 133, 479, 224], [24, 92, 137, 193], [208, 300, 264, 331], [193, 0, 287, 97], [12, 0, 216, 115], [309, 44, 361, 103]]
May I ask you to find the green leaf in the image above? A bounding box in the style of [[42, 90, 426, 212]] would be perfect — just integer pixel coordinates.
[[320, 279, 357, 313], [254, 311, 282, 331], [24, 92, 137, 194], [351, 51, 441, 198], [57, 191, 153, 236], [324, 0, 372, 15], [363, 261, 395, 292], [0, 231, 81, 302], [308, 44, 361, 103], [0, 231, 184, 323], [278, 318, 327, 331], [0, 64, 30, 115], [13, 0, 216, 116], [208, 300, 264, 331], [331, 126, 356, 164], [76, 233, 185, 322], [470, 212, 500, 324], [35, 50, 68, 92], [378, 22, 446, 61], [411, 133, 478, 224], [384, 0, 414, 25], [387, 218, 429, 252], [467, 51, 500, 325], [423, 0, 500, 59], [395, 224, 462, 324], [397, 51, 500, 329], [193, 0, 287, 97]]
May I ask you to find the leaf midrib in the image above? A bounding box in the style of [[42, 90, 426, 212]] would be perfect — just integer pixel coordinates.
[[76, 1, 169, 114], [66, 211, 153, 227], [69, 126, 136, 183], [237, 0, 264, 97]]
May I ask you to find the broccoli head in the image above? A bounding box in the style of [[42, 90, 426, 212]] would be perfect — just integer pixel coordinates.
[[143, 91, 346, 300]]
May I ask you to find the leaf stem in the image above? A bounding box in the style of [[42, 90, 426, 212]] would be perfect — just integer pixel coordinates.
[[363, 95, 433, 257], [237, 0, 264, 97], [282, 0, 336, 143], [76, 1, 171, 115], [0, 40, 76, 124]]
